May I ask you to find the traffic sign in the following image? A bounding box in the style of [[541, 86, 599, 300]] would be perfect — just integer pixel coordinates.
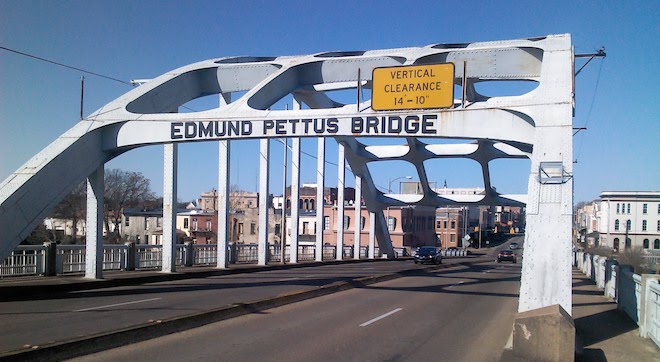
[[372, 63, 454, 111]]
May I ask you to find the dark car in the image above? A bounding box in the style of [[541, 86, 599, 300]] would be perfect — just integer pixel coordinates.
[[497, 249, 517, 263], [414, 246, 442, 264]]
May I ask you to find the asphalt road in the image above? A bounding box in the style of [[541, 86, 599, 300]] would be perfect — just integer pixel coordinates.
[[68, 258, 522, 362], [0, 257, 469, 355], [0, 236, 524, 360]]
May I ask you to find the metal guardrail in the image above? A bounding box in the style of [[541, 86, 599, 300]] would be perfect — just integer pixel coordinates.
[[2, 243, 405, 278]]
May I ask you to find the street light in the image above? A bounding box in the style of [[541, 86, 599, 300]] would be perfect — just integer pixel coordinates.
[[388, 175, 412, 193]]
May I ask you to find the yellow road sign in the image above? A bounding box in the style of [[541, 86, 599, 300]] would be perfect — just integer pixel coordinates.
[[372, 63, 455, 111]]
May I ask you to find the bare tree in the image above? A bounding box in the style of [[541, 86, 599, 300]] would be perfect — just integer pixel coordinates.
[[51, 181, 86, 244], [104, 169, 155, 242]]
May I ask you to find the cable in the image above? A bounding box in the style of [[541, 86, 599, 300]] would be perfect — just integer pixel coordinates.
[[575, 59, 604, 162], [1, 46, 132, 86]]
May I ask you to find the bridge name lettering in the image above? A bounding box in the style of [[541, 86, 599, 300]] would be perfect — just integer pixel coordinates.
[[170, 114, 439, 140]]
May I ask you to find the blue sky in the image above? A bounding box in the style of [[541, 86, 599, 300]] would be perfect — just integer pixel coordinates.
[[1, 0, 658, 203]]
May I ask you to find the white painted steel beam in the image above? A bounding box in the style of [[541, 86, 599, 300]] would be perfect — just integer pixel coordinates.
[[85, 166, 104, 279], [257, 138, 270, 266], [354, 175, 362, 259], [217, 140, 230, 268], [315, 138, 325, 262], [290, 137, 300, 264], [368, 212, 376, 259], [336, 143, 345, 260], [162, 143, 178, 273]]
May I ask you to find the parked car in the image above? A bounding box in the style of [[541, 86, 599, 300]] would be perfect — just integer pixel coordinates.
[[497, 249, 517, 263], [509, 242, 519, 250], [414, 246, 442, 264]]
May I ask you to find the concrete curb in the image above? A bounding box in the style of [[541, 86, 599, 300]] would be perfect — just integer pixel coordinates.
[[0, 260, 473, 361]]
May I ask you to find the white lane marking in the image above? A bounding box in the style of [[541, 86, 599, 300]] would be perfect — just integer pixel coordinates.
[[303, 275, 317, 278], [359, 308, 403, 327], [449, 281, 465, 288], [73, 297, 162, 312], [278, 277, 299, 282]]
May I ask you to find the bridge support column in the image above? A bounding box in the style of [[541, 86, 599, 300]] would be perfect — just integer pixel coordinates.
[[518, 111, 573, 315], [162, 143, 178, 273], [354, 175, 362, 259], [368, 212, 376, 259], [289, 138, 301, 263], [257, 139, 270, 266], [85, 166, 104, 279], [315, 138, 325, 261], [336, 143, 345, 260], [217, 140, 230, 269]]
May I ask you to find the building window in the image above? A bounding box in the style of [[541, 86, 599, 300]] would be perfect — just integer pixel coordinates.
[[324, 216, 330, 230], [450, 234, 456, 243], [436, 220, 442, 229], [303, 222, 309, 234], [250, 223, 256, 235], [626, 220, 631, 230], [625, 238, 631, 249], [310, 199, 315, 210], [387, 216, 396, 231], [157, 217, 162, 228], [655, 239, 660, 249], [614, 220, 619, 231], [192, 218, 198, 231], [443, 220, 448, 229], [207, 220, 212, 231], [145, 217, 149, 230], [643, 203, 648, 214], [314, 222, 317, 234], [125, 218, 130, 227], [275, 223, 281, 235], [627, 203, 631, 214], [657, 220, 660, 232], [344, 216, 350, 230], [643, 239, 650, 249], [361, 217, 366, 230], [642, 220, 647, 231], [616, 203, 620, 214], [184, 218, 189, 229], [450, 220, 456, 229], [238, 223, 244, 234]]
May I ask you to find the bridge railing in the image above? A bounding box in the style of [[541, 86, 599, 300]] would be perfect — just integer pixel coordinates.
[[0, 245, 46, 276], [574, 251, 660, 348], [2, 242, 401, 278]]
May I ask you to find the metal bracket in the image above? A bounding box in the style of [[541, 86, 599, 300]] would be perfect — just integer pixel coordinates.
[[538, 162, 572, 184]]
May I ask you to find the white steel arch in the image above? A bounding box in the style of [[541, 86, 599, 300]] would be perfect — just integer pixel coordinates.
[[0, 34, 573, 314]]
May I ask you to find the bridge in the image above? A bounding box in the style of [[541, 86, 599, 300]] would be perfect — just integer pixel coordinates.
[[1, 34, 575, 358]]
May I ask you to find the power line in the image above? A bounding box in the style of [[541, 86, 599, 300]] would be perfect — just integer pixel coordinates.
[[0, 46, 132, 86], [575, 58, 605, 162]]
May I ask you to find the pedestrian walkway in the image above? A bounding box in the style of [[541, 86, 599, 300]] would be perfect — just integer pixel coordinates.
[[573, 269, 659, 362]]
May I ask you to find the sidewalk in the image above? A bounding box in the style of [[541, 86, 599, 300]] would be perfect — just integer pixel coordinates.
[[572, 268, 659, 362]]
